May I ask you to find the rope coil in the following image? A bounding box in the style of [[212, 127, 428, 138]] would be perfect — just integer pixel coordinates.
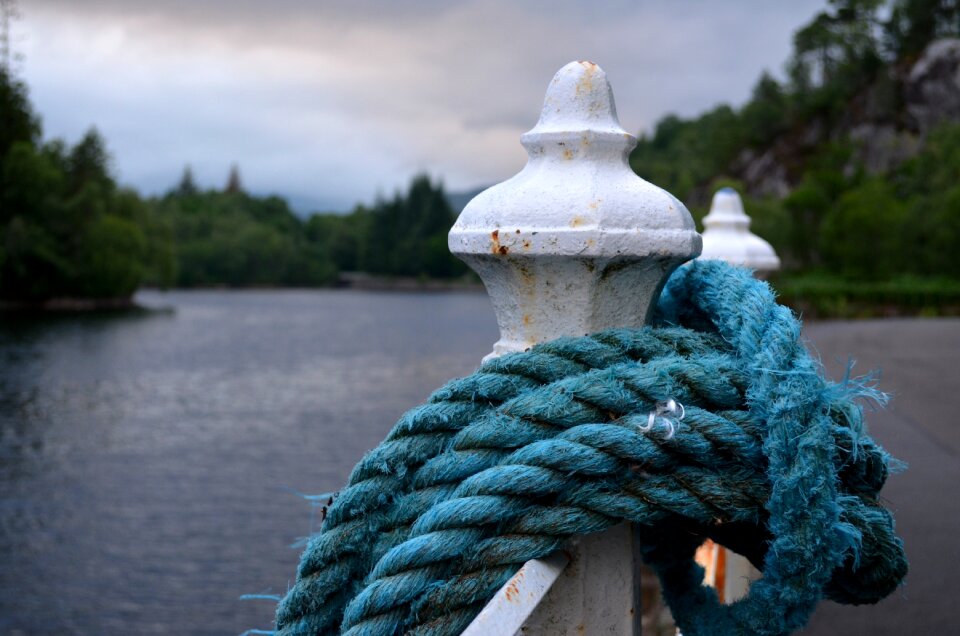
[[275, 260, 907, 636]]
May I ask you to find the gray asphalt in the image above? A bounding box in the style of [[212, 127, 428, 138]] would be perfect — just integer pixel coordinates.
[[798, 319, 960, 635]]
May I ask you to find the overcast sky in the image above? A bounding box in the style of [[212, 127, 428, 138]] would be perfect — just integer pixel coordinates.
[[13, 0, 826, 212]]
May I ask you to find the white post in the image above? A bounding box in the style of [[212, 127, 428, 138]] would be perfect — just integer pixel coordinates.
[[450, 61, 701, 635], [698, 187, 780, 274], [695, 186, 779, 605]]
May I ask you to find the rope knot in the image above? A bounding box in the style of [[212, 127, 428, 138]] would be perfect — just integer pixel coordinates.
[[275, 260, 907, 636]]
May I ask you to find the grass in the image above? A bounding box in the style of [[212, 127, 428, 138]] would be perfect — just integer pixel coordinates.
[[767, 273, 960, 319]]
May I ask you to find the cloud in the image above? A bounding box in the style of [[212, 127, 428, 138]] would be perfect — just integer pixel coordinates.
[[17, 0, 826, 212]]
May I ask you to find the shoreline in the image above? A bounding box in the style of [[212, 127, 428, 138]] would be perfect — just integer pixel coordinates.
[[0, 296, 140, 312], [0, 276, 485, 313], [333, 272, 483, 292], [7, 279, 960, 319], [142, 274, 486, 294]]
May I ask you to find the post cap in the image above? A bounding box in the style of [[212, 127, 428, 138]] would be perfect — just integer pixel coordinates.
[[700, 188, 780, 273], [449, 61, 701, 360]]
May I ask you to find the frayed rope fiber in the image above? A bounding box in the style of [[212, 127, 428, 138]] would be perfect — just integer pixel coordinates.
[[274, 260, 907, 636]]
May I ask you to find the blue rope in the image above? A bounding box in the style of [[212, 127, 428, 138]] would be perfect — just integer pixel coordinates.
[[274, 260, 907, 636]]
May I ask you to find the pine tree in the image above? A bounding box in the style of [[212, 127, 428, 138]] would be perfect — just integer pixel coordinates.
[[177, 165, 198, 196], [225, 163, 243, 194], [67, 128, 112, 195]]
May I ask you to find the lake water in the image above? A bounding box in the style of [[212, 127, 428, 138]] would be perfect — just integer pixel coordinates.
[[0, 290, 498, 635]]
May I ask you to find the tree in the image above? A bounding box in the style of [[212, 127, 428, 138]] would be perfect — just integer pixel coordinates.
[[896, 122, 960, 277], [821, 178, 907, 279], [152, 184, 338, 288], [741, 73, 789, 146], [305, 209, 368, 272], [225, 163, 243, 194], [781, 143, 855, 269], [630, 106, 745, 201], [1, 141, 64, 226], [1, 71, 172, 301], [885, 0, 960, 60], [67, 128, 112, 195], [793, 12, 842, 87], [177, 165, 198, 196], [355, 174, 465, 278], [77, 214, 147, 297], [792, 2, 882, 85], [783, 0, 885, 124], [0, 67, 36, 160], [0, 63, 39, 221]]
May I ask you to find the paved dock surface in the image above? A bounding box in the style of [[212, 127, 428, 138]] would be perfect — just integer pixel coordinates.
[[797, 319, 960, 635]]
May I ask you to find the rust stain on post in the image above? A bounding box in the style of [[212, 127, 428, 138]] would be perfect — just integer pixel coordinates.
[[574, 61, 598, 96], [504, 571, 524, 603], [490, 229, 500, 254]]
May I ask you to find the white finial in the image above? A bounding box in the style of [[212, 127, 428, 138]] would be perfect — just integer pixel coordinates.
[[449, 61, 701, 360], [699, 188, 780, 273]]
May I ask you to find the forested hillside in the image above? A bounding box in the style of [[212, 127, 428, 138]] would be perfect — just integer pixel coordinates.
[[630, 0, 960, 284]]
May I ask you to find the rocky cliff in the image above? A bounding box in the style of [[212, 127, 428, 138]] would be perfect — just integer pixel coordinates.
[[731, 38, 960, 200]]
